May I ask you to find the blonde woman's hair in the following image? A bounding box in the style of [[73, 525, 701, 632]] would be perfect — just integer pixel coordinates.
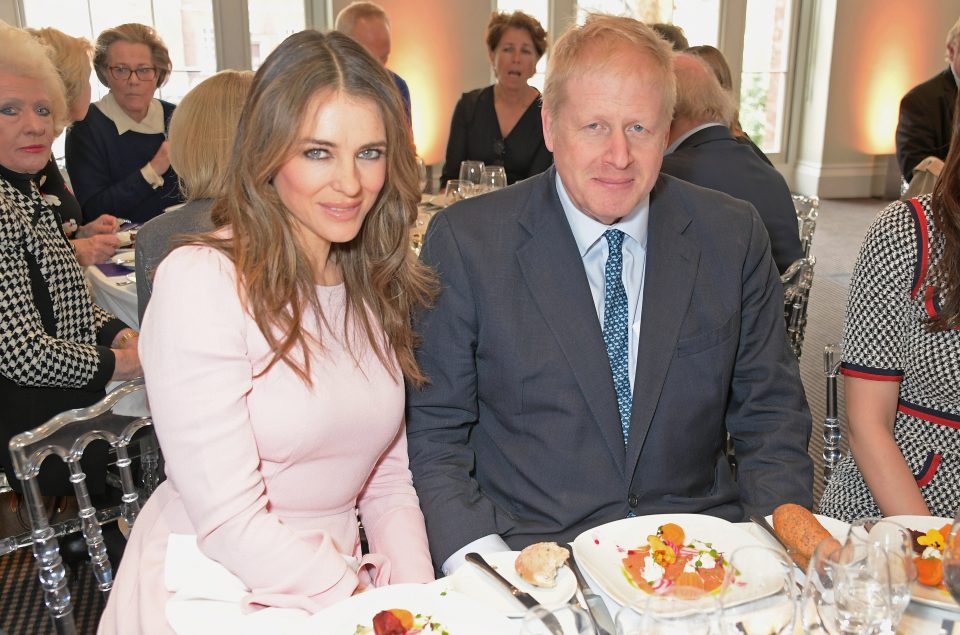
[[27, 27, 93, 120], [0, 21, 68, 135], [543, 14, 675, 121], [673, 53, 736, 126], [168, 70, 254, 201], [197, 30, 436, 387], [93, 23, 172, 87]]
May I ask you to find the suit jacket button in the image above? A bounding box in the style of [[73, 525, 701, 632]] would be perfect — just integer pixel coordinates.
[[628, 494, 639, 507]]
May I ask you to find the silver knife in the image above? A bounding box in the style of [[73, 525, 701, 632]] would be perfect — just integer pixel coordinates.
[[748, 514, 793, 557], [464, 552, 564, 635], [565, 543, 616, 635]]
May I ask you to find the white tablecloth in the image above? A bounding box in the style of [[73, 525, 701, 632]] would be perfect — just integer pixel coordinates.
[[86, 262, 138, 330]]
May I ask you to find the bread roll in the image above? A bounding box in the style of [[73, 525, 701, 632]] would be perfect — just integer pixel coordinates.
[[772, 503, 841, 571], [515, 542, 569, 588]]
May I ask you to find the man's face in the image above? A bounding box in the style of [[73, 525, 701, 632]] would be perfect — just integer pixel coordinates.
[[542, 47, 670, 225], [352, 16, 391, 65]]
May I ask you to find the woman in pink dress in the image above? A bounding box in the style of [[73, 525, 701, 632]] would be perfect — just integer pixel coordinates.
[[99, 30, 437, 632]]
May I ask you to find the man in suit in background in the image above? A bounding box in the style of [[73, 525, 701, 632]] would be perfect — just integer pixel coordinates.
[[895, 16, 960, 183], [335, 1, 412, 124], [407, 15, 812, 576], [661, 53, 803, 274]]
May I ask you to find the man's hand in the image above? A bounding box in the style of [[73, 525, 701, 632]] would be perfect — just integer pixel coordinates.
[[77, 214, 119, 238], [149, 141, 171, 176], [72, 234, 120, 265]]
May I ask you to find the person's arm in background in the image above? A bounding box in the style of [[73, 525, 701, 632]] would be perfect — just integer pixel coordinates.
[[439, 94, 470, 189]]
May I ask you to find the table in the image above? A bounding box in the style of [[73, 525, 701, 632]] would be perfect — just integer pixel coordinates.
[[86, 258, 139, 330]]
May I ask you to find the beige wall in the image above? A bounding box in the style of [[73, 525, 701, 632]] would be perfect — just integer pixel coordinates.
[[794, 0, 958, 197], [331, 0, 494, 167]]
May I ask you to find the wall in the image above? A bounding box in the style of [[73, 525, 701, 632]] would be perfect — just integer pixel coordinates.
[[330, 0, 494, 168], [794, 0, 958, 198]]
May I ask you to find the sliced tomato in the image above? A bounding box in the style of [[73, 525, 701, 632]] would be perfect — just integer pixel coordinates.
[[623, 551, 654, 592], [698, 564, 725, 592]]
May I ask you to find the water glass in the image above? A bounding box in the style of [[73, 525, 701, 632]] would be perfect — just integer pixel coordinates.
[[520, 604, 596, 635], [844, 517, 916, 625], [459, 160, 485, 184], [719, 545, 798, 635], [416, 155, 428, 193], [444, 179, 474, 205], [943, 509, 960, 603], [478, 165, 507, 193], [615, 587, 722, 634]]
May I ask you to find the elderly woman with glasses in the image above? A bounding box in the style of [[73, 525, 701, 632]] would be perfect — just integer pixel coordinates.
[[65, 22, 182, 223]]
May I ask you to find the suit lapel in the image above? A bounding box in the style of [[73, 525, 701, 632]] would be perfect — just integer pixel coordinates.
[[625, 178, 700, 472], [515, 171, 627, 474]]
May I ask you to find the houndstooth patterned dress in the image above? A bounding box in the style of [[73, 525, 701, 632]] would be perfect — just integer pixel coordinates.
[[818, 195, 960, 521]]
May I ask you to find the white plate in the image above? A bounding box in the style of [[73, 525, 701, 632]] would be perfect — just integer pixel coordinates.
[[125, 272, 136, 283], [572, 514, 767, 609], [450, 550, 576, 617], [301, 583, 512, 634], [111, 250, 135, 267], [760, 513, 851, 543], [885, 515, 957, 611]]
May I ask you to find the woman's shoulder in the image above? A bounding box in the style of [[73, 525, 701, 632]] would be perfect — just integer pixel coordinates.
[[460, 85, 493, 104], [159, 236, 236, 284]]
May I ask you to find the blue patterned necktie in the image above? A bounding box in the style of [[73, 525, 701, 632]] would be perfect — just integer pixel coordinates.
[[602, 229, 632, 444]]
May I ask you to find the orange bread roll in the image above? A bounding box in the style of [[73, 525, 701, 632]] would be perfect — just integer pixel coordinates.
[[772, 503, 841, 571]]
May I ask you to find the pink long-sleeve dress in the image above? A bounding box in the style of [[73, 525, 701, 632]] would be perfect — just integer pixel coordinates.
[[98, 244, 434, 633]]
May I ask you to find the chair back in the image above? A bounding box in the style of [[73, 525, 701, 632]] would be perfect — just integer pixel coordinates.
[[780, 256, 816, 358], [5, 378, 156, 635], [792, 193, 819, 258], [822, 344, 843, 488]]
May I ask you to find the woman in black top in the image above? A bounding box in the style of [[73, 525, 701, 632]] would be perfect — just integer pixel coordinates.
[[440, 11, 552, 187]]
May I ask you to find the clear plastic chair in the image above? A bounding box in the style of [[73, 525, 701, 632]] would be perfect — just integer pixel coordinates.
[[780, 256, 816, 359], [4, 377, 158, 634], [792, 193, 819, 258], [822, 344, 843, 488]]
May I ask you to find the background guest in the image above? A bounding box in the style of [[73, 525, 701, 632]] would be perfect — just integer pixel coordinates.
[[662, 53, 802, 274], [335, 1, 411, 124], [0, 21, 140, 561], [440, 10, 552, 187], [896, 16, 959, 185], [819, 93, 960, 522], [100, 30, 436, 632], [65, 22, 182, 224], [28, 26, 121, 264], [135, 69, 253, 320]]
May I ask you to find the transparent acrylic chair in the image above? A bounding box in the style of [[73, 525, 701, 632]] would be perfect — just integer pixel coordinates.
[[781, 256, 817, 359], [5, 377, 158, 634], [792, 193, 820, 258]]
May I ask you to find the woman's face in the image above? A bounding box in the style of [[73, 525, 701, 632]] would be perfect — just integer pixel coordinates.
[[273, 91, 387, 275], [0, 73, 56, 174], [104, 40, 159, 122], [490, 27, 538, 89]]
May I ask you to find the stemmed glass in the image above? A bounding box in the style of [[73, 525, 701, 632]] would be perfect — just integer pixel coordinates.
[[718, 545, 798, 635], [844, 517, 916, 625], [520, 604, 596, 635], [459, 160, 484, 185], [615, 587, 722, 634], [444, 179, 474, 205], [944, 509, 960, 603], [477, 165, 507, 193]]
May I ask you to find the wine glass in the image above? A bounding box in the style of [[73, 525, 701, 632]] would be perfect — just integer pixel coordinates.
[[478, 165, 507, 193], [615, 587, 722, 634], [444, 179, 474, 205], [459, 160, 485, 185], [844, 517, 916, 625], [520, 604, 596, 635], [416, 155, 428, 193], [944, 509, 960, 603], [719, 545, 798, 635]]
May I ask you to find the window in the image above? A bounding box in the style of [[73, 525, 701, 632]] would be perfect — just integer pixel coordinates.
[[739, 0, 794, 154], [576, 0, 720, 46], [247, 0, 304, 70], [495, 0, 549, 91]]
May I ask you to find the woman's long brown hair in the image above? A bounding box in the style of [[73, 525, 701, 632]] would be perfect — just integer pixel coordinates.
[[929, 92, 960, 330], [197, 30, 436, 386]]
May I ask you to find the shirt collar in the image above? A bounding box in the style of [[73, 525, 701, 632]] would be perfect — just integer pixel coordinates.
[[95, 92, 165, 135], [665, 121, 727, 155], [555, 171, 649, 258]]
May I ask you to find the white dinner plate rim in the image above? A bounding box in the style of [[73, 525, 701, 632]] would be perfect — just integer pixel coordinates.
[[111, 251, 135, 266], [572, 513, 770, 609], [884, 514, 957, 611], [301, 583, 513, 634], [449, 549, 576, 617]]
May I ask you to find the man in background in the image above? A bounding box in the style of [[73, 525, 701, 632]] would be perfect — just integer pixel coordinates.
[[661, 53, 802, 274], [895, 16, 959, 185], [335, 1, 412, 123]]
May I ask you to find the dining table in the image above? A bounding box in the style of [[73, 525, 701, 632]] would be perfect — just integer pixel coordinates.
[[86, 256, 139, 330]]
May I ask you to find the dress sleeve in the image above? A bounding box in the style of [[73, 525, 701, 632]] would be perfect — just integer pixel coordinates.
[[840, 200, 916, 381], [140, 246, 360, 612], [0, 209, 114, 389], [440, 94, 470, 187]]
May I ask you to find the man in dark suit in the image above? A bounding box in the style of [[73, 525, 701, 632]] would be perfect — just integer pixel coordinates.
[[406, 15, 813, 576], [661, 53, 803, 274], [895, 17, 959, 182]]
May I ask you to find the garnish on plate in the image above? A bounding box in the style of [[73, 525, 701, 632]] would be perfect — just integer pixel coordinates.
[[910, 524, 952, 590], [621, 522, 730, 596], [353, 608, 449, 635]]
